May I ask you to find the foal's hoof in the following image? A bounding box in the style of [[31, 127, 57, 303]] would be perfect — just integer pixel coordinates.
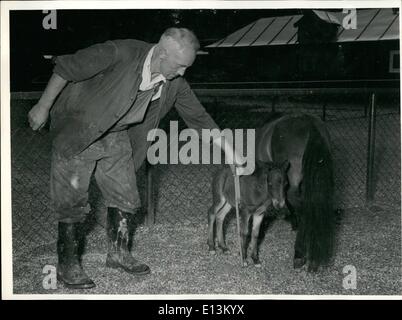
[[242, 260, 248, 267], [209, 249, 216, 255], [293, 257, 306, 269]]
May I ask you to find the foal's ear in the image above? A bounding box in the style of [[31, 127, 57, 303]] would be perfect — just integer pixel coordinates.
[[281, 160, 290, 172]]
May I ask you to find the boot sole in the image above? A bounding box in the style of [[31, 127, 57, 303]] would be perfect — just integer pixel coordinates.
[[106, 260, 151, 276], [57, 274, 96, 289]]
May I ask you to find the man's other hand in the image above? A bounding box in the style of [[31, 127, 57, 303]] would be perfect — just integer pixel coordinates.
[[28, 102, 50, 130]]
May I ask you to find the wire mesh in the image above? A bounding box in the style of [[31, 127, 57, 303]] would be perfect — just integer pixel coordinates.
[[9, 89, 400, 255]]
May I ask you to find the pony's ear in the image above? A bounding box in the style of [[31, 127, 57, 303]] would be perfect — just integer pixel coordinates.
[[281, 159, 290, 172]]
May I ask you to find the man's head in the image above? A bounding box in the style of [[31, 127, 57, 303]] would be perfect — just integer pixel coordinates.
[[153, 27, 200, 80]]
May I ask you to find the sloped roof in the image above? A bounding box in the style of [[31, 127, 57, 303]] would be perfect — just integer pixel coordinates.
[[206, 8, 399, 47]]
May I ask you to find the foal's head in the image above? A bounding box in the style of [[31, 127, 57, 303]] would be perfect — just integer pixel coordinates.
[[261, 160, 289, 209]]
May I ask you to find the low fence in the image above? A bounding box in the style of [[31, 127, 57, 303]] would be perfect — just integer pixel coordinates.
[[145, 86, 400, 225], [9, 84, 401, 254]]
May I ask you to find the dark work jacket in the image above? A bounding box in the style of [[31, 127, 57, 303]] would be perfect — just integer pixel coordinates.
[[50, 39, 219, 170]]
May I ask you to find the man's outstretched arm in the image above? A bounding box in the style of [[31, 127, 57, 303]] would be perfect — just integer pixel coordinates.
[[28, 73, 68, 131], [174, 79, 247, 174]]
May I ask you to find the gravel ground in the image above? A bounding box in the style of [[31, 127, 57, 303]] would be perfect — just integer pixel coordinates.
[[12, 203, 401, 296], [9, 98, 400, 296]]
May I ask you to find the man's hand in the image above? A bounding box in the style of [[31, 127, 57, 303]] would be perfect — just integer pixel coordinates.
[[234, 164, 248, 176], [229, 163, 248, 176], [232, 154, 248, 176], [28, 102, 50, 130], [27, 73, 68, 131], [212, 135, 251, 176]]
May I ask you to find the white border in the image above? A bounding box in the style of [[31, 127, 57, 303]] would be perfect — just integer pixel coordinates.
[[1, 0, 402, 301], [2, 0, 402, 10]]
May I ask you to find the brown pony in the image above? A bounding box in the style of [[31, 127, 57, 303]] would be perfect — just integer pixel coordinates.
[[256, 113, 335, 271], [207, 160, 289, 266]]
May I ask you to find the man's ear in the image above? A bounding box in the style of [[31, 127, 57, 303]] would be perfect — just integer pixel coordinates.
[[160, 47, 168, 59]]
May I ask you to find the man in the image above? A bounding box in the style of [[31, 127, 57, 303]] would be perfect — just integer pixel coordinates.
[[28, 27, 245, 289]]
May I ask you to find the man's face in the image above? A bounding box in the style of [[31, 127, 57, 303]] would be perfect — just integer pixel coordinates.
[[159, 44, 196, 80]]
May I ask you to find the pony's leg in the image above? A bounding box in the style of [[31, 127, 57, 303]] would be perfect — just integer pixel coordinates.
[[286, 161, 303, 231], [289, 186, 307, 269], [249, 211, 265, 267], [240, 209, 251, 265], [293, 229, 307, 269], [215, 202, 232, 253], [286, 188, 300, 231], [286, 161, 307, 269]]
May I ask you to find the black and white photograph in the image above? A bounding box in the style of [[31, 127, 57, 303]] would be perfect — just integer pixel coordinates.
[[1, 0, 401, 300]]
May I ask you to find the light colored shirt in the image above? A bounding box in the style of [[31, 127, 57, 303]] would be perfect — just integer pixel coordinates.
[[139, 45, 166, 101]]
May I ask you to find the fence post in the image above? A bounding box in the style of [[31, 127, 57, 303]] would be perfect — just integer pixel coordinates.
[[145, 160, 155, 226], [366, 92, 377, 201]]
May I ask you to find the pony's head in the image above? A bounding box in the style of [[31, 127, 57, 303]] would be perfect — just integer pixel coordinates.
[[262, 160, 289, 209]]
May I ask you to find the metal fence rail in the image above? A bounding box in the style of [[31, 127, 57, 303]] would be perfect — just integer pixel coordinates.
[[9, 86, 401, 255]]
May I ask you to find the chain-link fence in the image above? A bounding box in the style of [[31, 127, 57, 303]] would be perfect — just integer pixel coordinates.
[[9, 88, 400, 255], [150, 89, 400, 225]]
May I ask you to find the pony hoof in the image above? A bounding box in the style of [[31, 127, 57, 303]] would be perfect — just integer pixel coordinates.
[[242, 261, 248, 267], [307, 263, 319, 272], [254, 263, 262, 268], [209, 250, 216, 255], [293, 257, 306, 269]]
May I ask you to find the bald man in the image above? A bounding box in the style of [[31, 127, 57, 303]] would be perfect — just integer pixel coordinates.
[[28, 28, 245, 289]]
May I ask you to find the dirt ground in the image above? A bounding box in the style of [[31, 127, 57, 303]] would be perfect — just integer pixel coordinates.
[[12, 201, 401, 296], [8, 98, 401, 297]]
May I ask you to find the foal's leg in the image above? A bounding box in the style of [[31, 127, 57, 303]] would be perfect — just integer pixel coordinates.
[[207, 205, 217, 252], [215, 202, 232, 253], [249, 210, 265, 267], [240, 209, 251, 265]]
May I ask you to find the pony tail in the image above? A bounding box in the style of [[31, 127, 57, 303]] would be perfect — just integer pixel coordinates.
[[301, 124, 335, 268]]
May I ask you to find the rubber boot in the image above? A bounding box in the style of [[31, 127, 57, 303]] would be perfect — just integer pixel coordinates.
[[57, 222, 96, 289], [105, 207, 150, 275]]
